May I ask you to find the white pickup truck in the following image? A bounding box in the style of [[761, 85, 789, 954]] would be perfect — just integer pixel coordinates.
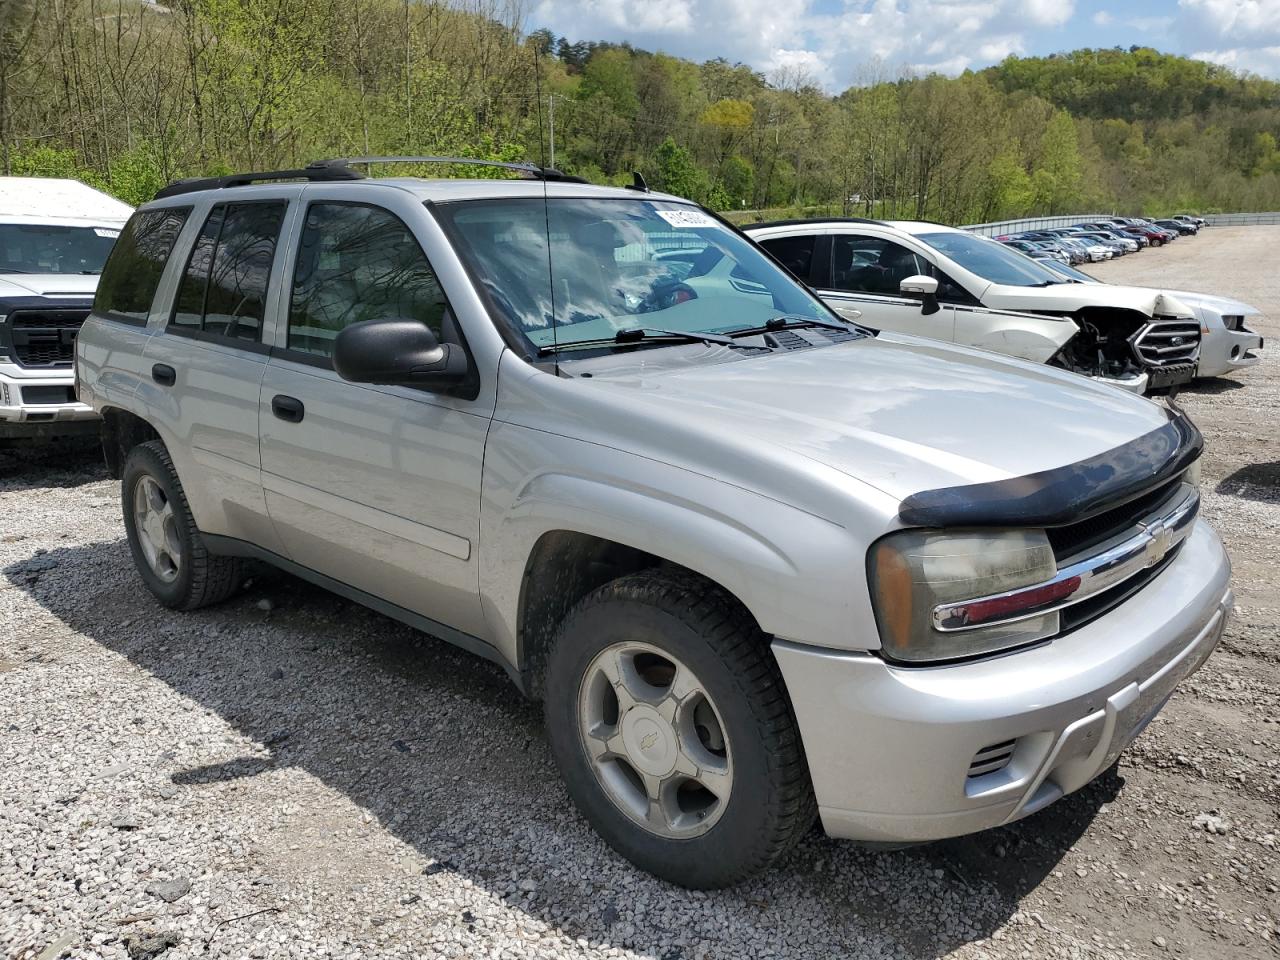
[[0, 177, 132, 440]]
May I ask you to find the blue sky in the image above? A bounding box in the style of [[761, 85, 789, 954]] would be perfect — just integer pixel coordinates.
[[529, 0, 1280, 90]]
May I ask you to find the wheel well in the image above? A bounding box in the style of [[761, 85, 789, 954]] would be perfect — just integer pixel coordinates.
[[101, 408, 161, 479], [517, 532, 766, 700]]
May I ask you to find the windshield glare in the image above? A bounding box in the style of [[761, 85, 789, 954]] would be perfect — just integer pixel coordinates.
[[437, 198, 833, 349], [0, 223, 119, 275], [916, 231, 1065, 287]]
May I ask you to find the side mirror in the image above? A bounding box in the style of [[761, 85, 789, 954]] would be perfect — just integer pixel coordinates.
[[333, 318, 469, 390], [900, 274, 941, 316]]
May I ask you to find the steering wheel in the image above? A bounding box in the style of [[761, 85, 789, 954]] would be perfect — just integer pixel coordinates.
[[638, 279, 698, 313]]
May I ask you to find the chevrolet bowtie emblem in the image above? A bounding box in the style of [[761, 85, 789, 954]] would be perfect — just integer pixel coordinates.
[[1147, 526, 1173, 567]]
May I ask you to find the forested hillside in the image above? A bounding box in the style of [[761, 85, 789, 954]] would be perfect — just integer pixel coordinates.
[[3, 1, 1279, 222]]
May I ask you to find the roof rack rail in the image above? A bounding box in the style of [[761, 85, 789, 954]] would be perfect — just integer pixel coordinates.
[[153, 156, 588, 200]]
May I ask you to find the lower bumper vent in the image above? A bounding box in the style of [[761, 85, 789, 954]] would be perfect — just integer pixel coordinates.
[[968, 740, 1017, 778]]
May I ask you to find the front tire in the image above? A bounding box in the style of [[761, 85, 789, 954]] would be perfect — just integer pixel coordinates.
[[121, 440, 243, 610], [543, 568, 815, 888]]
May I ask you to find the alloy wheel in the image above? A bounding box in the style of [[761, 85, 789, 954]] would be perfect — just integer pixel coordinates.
[[577, 641, 732, 839], [133, 474, 182, 583]]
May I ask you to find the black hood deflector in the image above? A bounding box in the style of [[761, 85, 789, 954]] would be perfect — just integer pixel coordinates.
[[897, 408, 1203, 528]]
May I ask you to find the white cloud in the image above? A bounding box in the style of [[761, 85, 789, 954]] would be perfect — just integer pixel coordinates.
[[531, 0, 1079, 90], [1176, 0, 1280, 76], [1191, 45, 1280, 74], [1092, 11, 1113, 26], [1179, 0, 1280, 45]]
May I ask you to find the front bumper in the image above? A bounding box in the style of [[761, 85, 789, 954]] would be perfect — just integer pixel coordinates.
[[774, 519, 1231, 843], [1196, 327, 1264, 379], [0, 366, 98, 438]]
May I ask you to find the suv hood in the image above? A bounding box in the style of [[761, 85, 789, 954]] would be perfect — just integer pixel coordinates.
[[0, 273, 100, 299], [978, 281, 1196, 319], [589, 335, 1172, 504]]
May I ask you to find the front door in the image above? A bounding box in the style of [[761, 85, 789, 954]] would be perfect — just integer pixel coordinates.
[[818, 234, 955, 341], [258, 193, 491, 637]]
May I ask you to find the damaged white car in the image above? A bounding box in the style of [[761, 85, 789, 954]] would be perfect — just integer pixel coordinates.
[[1036, 263, 1265, 380], [745, 219, 1203, 394]]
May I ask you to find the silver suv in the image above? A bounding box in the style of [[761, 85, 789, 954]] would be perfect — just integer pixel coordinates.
[[76, 159, 1233, 888]]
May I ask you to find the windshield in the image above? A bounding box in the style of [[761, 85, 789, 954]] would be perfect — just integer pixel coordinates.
[[0, 222, 119, 274], [916, 231, 1064, 287], [436, 197, 833, 350]]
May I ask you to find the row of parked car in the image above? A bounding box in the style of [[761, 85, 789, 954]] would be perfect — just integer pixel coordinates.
[[997, 215, 1205, 265]]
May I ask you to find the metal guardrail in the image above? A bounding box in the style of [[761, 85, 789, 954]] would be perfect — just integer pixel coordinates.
[[963, 211, 1280, 233], [1202, 212, 1280, 226]]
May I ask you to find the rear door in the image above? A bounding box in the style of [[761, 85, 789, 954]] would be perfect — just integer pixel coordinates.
[[257, 188, 491, 638], [140, 196, 291, 553]]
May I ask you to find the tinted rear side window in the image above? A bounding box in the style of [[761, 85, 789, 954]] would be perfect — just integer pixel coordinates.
[[170, 201, 287, 342], [95, 207, 191, 323]]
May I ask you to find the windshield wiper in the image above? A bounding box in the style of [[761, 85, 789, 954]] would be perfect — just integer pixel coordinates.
[[536, 326, 764, 356], [725, 315, 860, 337]]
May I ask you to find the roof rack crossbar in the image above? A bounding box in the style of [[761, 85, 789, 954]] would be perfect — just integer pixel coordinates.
[[153, 155, 589, 200], [327, 156, 589, 183], [153, 165, 366, 200]]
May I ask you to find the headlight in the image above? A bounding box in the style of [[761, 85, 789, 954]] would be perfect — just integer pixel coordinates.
[[1183, 458, 1202, 488], [868, 528, 1060, 663]]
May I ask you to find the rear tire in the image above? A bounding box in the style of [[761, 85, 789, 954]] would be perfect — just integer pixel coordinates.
[[543, 567, 816, 888], [121, 440, 243, 610]]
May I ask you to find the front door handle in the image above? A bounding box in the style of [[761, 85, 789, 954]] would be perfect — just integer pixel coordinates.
[[271, 394, 305, 423], [151, 363, 176, 387]]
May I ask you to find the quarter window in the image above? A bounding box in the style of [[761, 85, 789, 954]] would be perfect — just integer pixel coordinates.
[[170, 201, 286, 342], [95, 207, 191, 322], [830, 236, 925, 296], [287, 202, 447, 358]]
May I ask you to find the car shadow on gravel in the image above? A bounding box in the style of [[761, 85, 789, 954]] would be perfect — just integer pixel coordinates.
[[1181, 377, 1245, 395], [0, 437, 105, 491], [1215, 462, 1280, 503], [6, 539, 1112, 959]]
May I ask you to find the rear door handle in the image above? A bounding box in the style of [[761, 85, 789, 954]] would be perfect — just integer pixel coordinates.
[[151, 363, 176, 387], [271, 394, 305, 423]]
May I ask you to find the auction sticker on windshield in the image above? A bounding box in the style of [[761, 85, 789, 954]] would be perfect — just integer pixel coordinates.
[[655, 209, 717, 229]]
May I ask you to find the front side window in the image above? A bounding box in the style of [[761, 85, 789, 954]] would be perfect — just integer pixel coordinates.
[[94, 208, 190, 321], [830, 236, 925, 296], [437, 198, 832, 350], [916, 231, 1062, 287], [170, 201, 286, 341], [287, 202, 447, 358]]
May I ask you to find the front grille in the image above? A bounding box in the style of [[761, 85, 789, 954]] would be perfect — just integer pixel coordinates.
[[969, 740, 1017, 778], [1046, 476, 1184, 562], [1060, 545, 1182, 633], [8, 310, 89, 368], [1133, 320, 1200, 367]]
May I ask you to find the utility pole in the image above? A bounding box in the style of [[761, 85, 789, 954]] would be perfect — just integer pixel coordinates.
[[548, 94, 555, 169]]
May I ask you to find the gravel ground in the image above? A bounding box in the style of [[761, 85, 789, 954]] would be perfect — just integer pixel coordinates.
[[2, 226, 1277, 960]]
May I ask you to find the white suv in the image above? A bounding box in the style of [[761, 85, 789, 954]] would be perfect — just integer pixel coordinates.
[[745, 218, 1204, 393], [76, 160, 1231, 887], [0, 177, 132, 440]]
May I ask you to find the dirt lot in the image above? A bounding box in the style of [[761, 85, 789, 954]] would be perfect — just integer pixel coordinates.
[[1, 227, 1277, 960]]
